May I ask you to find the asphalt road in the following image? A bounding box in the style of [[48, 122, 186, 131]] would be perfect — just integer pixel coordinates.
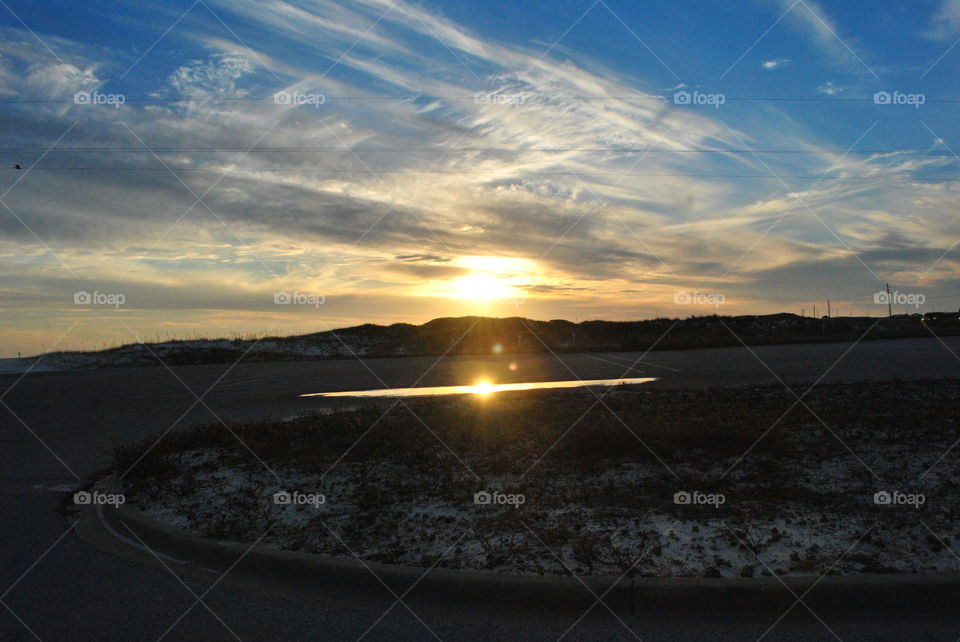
[[2, 336, 960, 640]]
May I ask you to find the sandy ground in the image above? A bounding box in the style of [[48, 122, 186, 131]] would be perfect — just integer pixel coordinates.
[[122, 382, 960, 578]]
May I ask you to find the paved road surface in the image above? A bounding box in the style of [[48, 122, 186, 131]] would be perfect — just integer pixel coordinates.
[[2, 336, 960, 640]]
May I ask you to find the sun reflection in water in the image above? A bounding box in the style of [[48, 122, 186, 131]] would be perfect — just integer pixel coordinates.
[[471, 380, 494, 395], [301, 377, 657, 399]]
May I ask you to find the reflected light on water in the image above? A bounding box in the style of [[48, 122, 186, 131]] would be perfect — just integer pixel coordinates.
[[471, 380, 495, 395], [300, 377, 657, 398]]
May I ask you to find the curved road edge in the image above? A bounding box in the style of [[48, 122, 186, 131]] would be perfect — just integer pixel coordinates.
[[72, 492, 960, 615]]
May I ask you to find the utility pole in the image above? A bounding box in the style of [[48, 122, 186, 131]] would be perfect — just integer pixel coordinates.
[[813, 305, 817, 318], [885, 283, 892, 317], [827, 300, 831, 318]]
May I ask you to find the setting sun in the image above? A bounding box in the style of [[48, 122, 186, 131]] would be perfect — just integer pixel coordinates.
[[449, 274, 515, 301], [423, 256, 536, 303]]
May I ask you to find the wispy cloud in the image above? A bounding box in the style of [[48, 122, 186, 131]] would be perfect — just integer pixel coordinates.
[[815, 80, 844, 95], [775, 0, 877, 77], [925, 0, 960, 40], [761, 57, 790, 70]]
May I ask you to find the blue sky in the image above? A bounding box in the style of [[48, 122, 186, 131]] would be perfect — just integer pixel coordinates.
[[1, 0, 959, 355]]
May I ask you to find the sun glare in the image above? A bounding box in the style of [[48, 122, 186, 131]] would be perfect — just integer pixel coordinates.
[[449, 274, 515, 301], [471, 380, 494, 395], [440, 256, 539, 302], [413, 255, 537, 303]]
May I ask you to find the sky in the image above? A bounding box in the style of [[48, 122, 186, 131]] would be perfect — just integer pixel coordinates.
[[1, 0, 959, 356]]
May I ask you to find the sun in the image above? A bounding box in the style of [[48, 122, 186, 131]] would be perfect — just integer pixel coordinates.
[[413, 256, 535, 303], [448, 273, 515, 302]]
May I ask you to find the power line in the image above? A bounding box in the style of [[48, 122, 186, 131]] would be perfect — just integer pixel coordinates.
[[1, 168, 958, 180], [2, 96, 960, 105], [0, 147, 956, 155]]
